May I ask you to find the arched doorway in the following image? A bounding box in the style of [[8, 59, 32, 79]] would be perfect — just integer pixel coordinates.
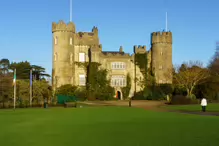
[[116, 91, 121, 100]]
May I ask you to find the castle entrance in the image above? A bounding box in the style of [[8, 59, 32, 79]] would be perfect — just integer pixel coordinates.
[[116, 91, 121, 100]]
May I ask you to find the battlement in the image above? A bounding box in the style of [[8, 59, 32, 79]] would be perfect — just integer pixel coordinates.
[[52, 20, 75, 33], [151, 31, 172, 44], [134, 45, 146, 54], [75, 30, 99, 46], [101, 51, 130, 58], [92, 26, 98, 35]]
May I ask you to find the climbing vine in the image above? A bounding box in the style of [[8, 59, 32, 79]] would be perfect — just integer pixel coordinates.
[[121, 73, 131, 99], [74, 62, 89, 70], [135, 53, 147, 75], [75, 61, 114, 100], [134, 53, 148, 87]]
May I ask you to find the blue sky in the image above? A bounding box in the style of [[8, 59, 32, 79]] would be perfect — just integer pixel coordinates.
[[0, 0, 218, 75]]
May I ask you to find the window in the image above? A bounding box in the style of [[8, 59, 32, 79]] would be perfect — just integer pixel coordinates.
[[160, 47, 163, 55], [111, 75, 126, 87], [70, 53, 73, 65], [79, 74, 86, 86], [54, 53, 58, 61], [111, 62, 126, 70], [79, 53, 85, 62], [70, 37, 73, 45], [55, 36, 58, 45], [159, 65, 163, 70]]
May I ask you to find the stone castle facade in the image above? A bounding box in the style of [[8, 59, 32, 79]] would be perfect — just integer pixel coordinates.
[[52, 20, 172, 100]]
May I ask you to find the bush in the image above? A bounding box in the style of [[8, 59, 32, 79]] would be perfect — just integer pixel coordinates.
[[74, 87, 87, 101], [132, 91, 147, 100], [55, 84, 78, 97], [159, 84, 174, 95], [172, 86, 187, 96], [188, 94, 196, 100], [170, 95, 198, 105]]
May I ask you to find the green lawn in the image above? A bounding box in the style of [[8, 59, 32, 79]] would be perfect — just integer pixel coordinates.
[[165, 103, 219, 112], [0, 107, 219, 146]]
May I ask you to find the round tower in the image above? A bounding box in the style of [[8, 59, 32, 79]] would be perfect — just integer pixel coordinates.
[[151, 31, 172, 84], [52, 20, 75, 89]]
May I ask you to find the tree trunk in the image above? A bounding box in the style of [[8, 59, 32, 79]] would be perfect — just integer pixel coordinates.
[[187, 86, 195, 99]]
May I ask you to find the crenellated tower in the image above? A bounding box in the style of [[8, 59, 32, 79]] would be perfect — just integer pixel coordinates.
[[151, 31, 172, 84], [52, 21, 76, 89]]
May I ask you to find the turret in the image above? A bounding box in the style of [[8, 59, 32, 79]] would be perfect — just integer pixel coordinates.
[[151, 31, 172, 44], [151, 31, 172, 84], [52, 21, 75, 33], [134, 45, 146, 54], [52, 21, 75, 89]]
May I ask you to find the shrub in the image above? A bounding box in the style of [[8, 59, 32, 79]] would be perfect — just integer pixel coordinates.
[[172, 86, 187, 96], [55, 84, 78, 97], [132, 91, 147, 100], [159, 84, 174, 95], [74, 87, 87, 101], [170, 95, 198, 105]]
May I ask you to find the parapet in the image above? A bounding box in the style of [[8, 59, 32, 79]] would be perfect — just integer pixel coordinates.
[[151, 31, 172, 44], [134, 45, 146, 54], [52, 20, 75, 33], [92, 26, 98, 35]]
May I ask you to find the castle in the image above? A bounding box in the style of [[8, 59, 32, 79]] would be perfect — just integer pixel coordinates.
[[52, 20, 172, 100]]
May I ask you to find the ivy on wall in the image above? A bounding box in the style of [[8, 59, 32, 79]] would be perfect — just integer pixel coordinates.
[[134, 53, 148, 88], [135, 53, 148, 75], [75, 61, 114, 100], [121, 73, 131, 99], [74, 62, 89, 70], [134, 53, 156, 89]]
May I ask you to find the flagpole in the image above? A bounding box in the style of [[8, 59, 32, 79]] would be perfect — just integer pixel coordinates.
[[166, 11, 168, 32], [70, 0, 72, 22], [30, 69, 32, 107], [13, 68, 16, 110]]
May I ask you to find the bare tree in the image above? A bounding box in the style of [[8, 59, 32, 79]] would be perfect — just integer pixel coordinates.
[[170, 61, 210, 98]]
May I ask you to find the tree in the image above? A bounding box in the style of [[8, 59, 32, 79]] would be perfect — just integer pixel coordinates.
[[16, 80, 52, 106], [93, 68, 114, 100], [197, 49, 219, 100], [208, 49, 219, 76], [121, 73, 131, 99], [0, 74, 13, 108], [16, 80, 30, 107], [10, 61, 50, 80], [55, 84, 78, 97], [171, 61, 209, 98], [32, 80, 52, 104], [0, 59, 13, 108], [31, 65, 50, 80], [0, 58, 10, 75], [10, 61, 31, 79]]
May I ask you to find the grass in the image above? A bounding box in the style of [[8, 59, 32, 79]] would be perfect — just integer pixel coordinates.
[[165, 103, 219, 112], [0, 107, 219, 146]]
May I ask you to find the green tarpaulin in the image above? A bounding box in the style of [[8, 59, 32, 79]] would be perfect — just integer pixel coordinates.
[[56, 95, 77, 104]]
